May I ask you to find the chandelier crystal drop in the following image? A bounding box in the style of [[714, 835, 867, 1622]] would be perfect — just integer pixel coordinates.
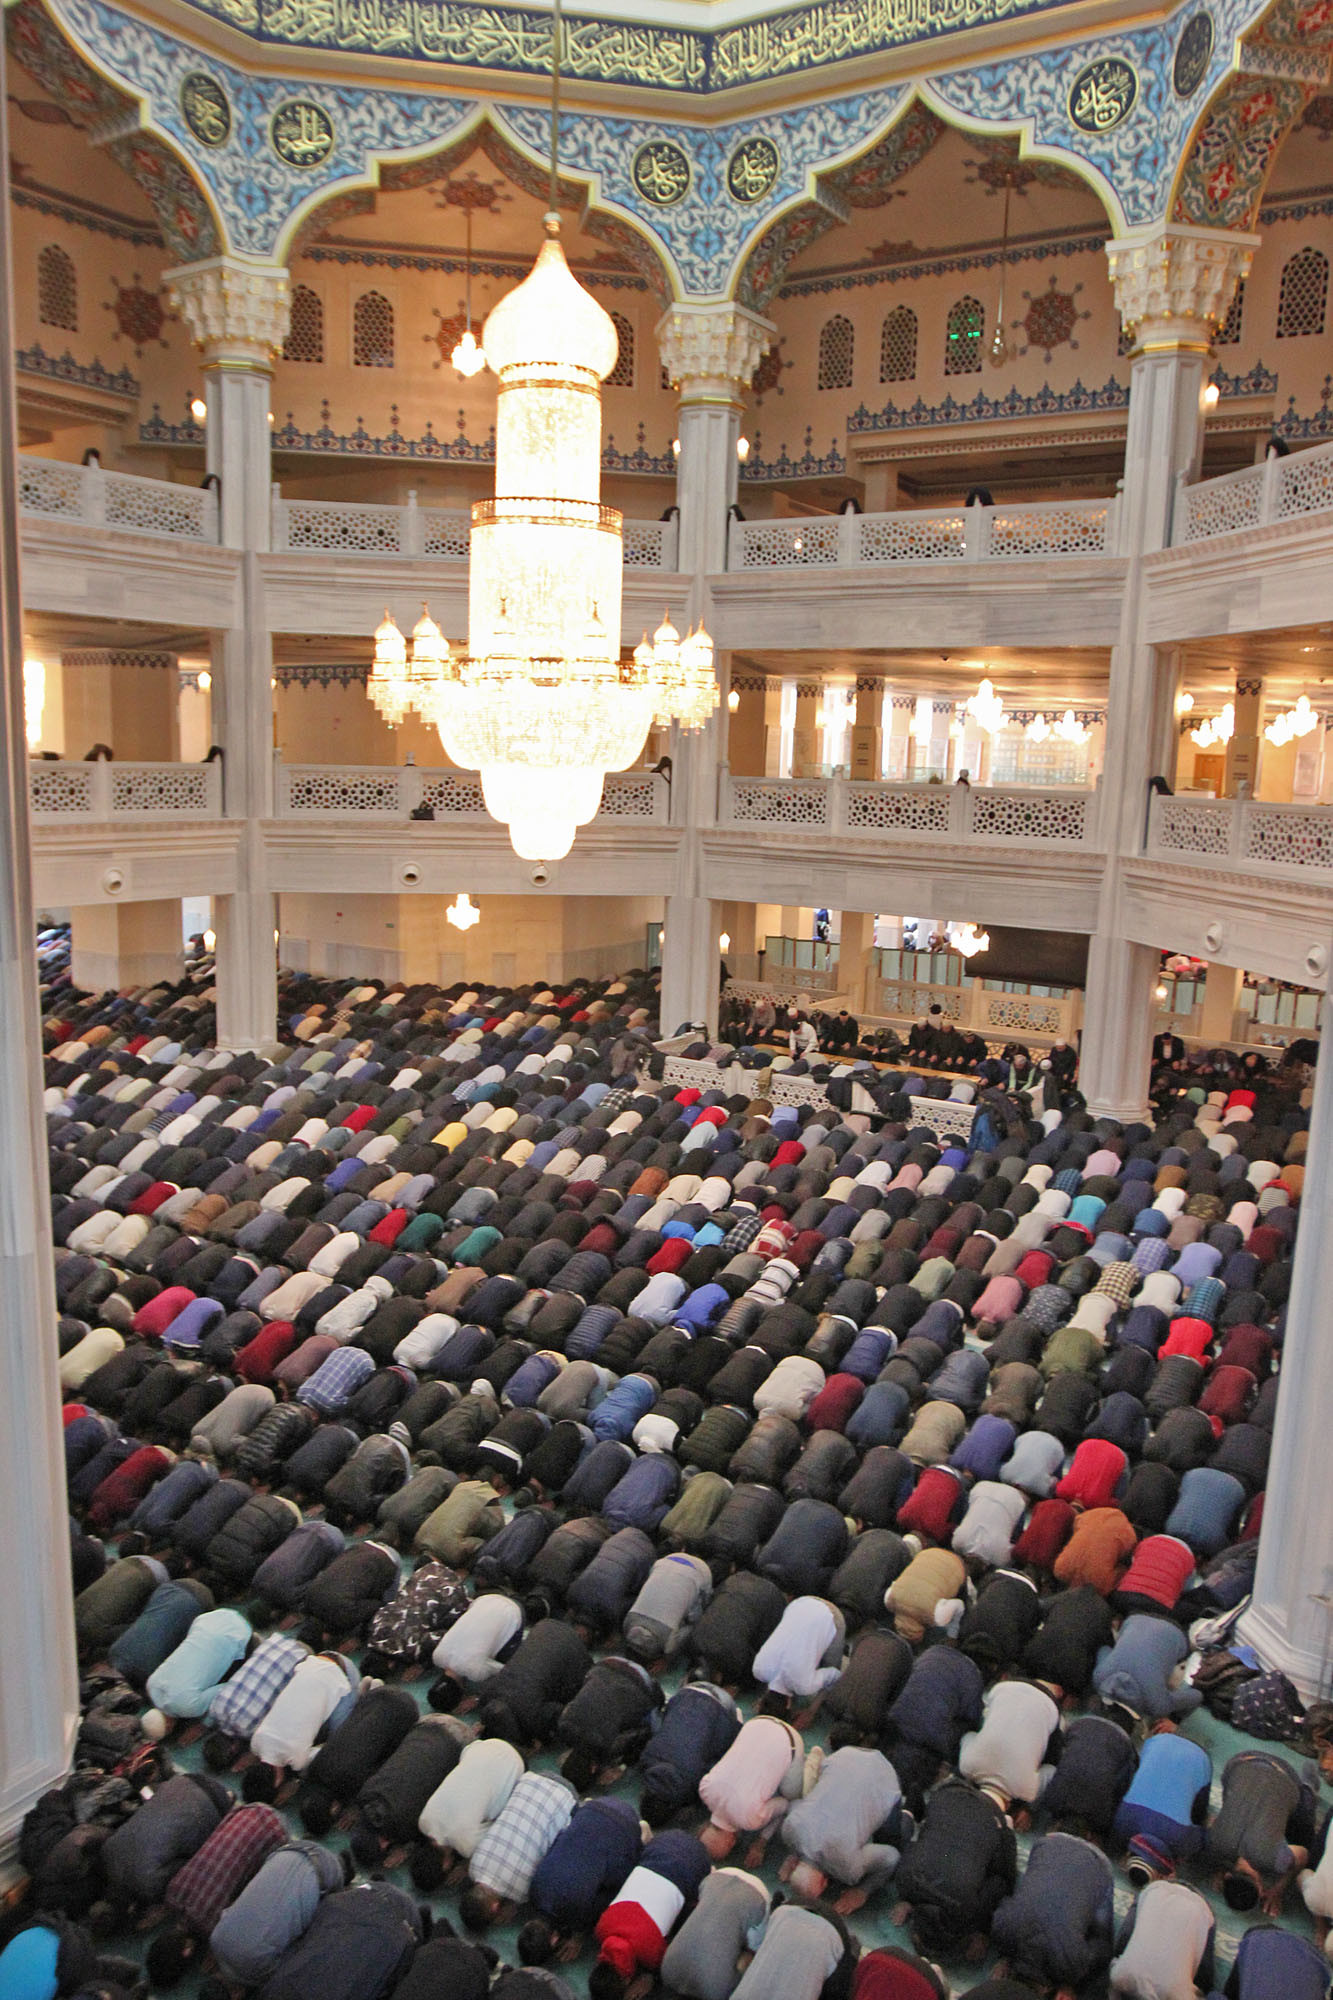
[[361, 0, 714, 863]]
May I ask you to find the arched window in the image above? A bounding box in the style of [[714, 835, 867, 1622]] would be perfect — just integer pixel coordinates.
[[284, 284, 324, 363], [1277, 248, 1327, 338], [1216, 280, 1244, 346], [817, 315, 854, 390], [353, 290, 394, 367], [879, 305, 917, 383], [944, 296, 984, 375], [37, 244, 77, 332], [606, 311, 635, 387]]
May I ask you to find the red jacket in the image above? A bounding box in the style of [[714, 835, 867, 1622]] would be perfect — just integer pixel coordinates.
[[86, 1445, 173, 1533], [1012, 1497, 1076, 1572], [234, 1319, 300, 1385], [1056, 1439, 1128, 1511], [805, 1373, 864, 1435], [1117, 1533, 1196, 1608], [132, 1286, 197, 1339], [896, 1466, 965, 1544], [1198, 1364, 1256, 1426], [1161, 1317, 1213, 1362]]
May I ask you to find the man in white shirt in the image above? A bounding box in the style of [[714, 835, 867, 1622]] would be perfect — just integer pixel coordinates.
[[245, 1652, 362, 1790], [412, 1735, 524, 1888], [752, 1597, 846, 1719], [429, 1593, 523, 1709]]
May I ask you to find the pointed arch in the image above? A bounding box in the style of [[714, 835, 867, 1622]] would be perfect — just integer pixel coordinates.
[[732, 91, 1123, 314], [944, 295, 984, 375], [817, 314, 854, 390], [880, 304, 917, 382], [6, 0, 223, 260], [1171, 0, 1333, 232], [277, 111, 678, 310]]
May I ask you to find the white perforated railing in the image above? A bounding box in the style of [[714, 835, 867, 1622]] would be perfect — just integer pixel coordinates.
[[1147, 791, 1333, 875], [721, 773, 1099, 846], [274, 765, 668, 823], [1176, 438, 1333, 543], [270, 489, 677, 568], [29, 760, 222, 819], [728, 496, 1119, 569], [18, 458, 218, 543]]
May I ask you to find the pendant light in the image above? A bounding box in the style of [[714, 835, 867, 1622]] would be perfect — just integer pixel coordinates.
[[988, 178, 1013, 369], [451, 205, 486, 380]]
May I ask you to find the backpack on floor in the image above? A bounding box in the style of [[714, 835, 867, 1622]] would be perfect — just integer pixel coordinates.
[[1231, 1668, 1306, 1743], [1192, 1646, 1260, 1722]]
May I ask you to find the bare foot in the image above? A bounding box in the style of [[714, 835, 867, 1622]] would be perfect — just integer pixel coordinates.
[[556, 1935, 584, 1964], [889, 1902, 911, 1927], [834, 1887, 871, 1917], [965, 1933, 989, 1964], [790, 1701, 821, 1731], [778, 1856, 798, 1884], [742, 1839, 770, 1871]]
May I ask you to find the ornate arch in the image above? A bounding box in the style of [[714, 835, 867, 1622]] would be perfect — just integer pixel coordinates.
[[732, 92, 1122, 313], [1171, 0, 1333, 230], [278, 112, 678, 308], [6, 0, 222, 261]]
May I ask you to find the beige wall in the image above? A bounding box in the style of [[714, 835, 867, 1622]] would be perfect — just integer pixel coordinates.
[[279, 891, 663, 987], [61, 663, 178, 761]]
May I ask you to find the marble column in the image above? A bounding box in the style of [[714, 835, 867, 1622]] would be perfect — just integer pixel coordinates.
[[850, 677, 882, 783], [1199, 962, 1244, 1042], [1227, 675, 1266, 797], [727, 672, 769, 776], [169, 261, 290, 1048], [792, 679, 822, 778], [838, 909, 877, 1013], [1083, 226, 1257, 1120], [0, 62, 80, 1874], [657, 303, 774, 579], [661, 893, 721, 1038], [1240, 974, 1333, 1690]]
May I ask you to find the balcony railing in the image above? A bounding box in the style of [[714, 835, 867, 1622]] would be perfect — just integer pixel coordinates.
[[720, 772, 1101, 847], [270, 489, 679, 568], [1147, 791, 1333, 875], [29, 760, 223, 819], [18, 458, 218, 543], [727, 495, 1120, 571], [273, 763, 669, 823], [1174, 438, 1333, 543]]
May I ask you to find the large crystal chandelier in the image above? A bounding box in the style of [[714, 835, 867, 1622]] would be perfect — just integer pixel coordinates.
[[366, 0, 715, 862]]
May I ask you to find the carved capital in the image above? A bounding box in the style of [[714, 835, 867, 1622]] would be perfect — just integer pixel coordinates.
[[656, 302, 776, 399], [1106, 225, 1258, 351], [165, 256, 291, 368]]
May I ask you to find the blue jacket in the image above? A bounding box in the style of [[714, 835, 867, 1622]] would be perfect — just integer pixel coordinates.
[[602, 1453, 681, 1533], [530, 1798, 642, 1931], [129, 1456, 217, 1539], [590, 1375, 658, 1442]]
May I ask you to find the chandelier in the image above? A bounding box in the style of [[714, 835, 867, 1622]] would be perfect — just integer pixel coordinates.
[[1190, 702, 1235, 749], [965, 677, 1009, 734], [1264, 694, 1318, 747], [951, 921, 991, 957], [365, 0, 714, 862], [1053, 708, 1091, 745]]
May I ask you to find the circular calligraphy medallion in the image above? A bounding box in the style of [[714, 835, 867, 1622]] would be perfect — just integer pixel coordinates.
[[632, 140, 691, 207], [1068, 57, 1139, 132], [727, 135, 780, 203], [1173, 12, 1214, 97], [180, 72, 231, 148], [271, 99, 336, 169]]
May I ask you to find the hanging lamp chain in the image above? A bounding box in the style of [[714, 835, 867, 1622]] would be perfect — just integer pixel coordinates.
[[548, 0, 563, 216]]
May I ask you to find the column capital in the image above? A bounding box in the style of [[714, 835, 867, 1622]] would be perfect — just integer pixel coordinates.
[[656, 302, 776, 401], [165, 255, 291, 369], [1106, 224, 1259, 353]]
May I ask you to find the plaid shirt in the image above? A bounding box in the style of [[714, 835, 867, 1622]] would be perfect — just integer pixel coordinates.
[[1132, 1236, 1173, 1277], [208, 1634, 307, 1738], [470, 1773, 575, 1901], [297, 1344, 376, 1414], [1092, 1261, 1138, 1306], [166, 1802, 287, 1935]]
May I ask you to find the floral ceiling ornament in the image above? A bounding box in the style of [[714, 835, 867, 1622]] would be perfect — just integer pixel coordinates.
[[1014, 276, 1090, 360], [104, 272, 171, 354], [750, 340, 788, 401]]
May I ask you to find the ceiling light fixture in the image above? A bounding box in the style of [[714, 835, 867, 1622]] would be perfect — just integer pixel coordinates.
[[988, 175, 1014, 369], [1025, 712, 1051, 742], [952, 921, 991, 957], [189, 395, 207, 423], [446, 891, 481, 930], [365, 0, 714, 864], [1264, 694, 1319, 747], [1190, 701, 1235, 748], [964, 677, 1008, 734], [1053, 708, 1091, 745], [451, 203, 486, 380]]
